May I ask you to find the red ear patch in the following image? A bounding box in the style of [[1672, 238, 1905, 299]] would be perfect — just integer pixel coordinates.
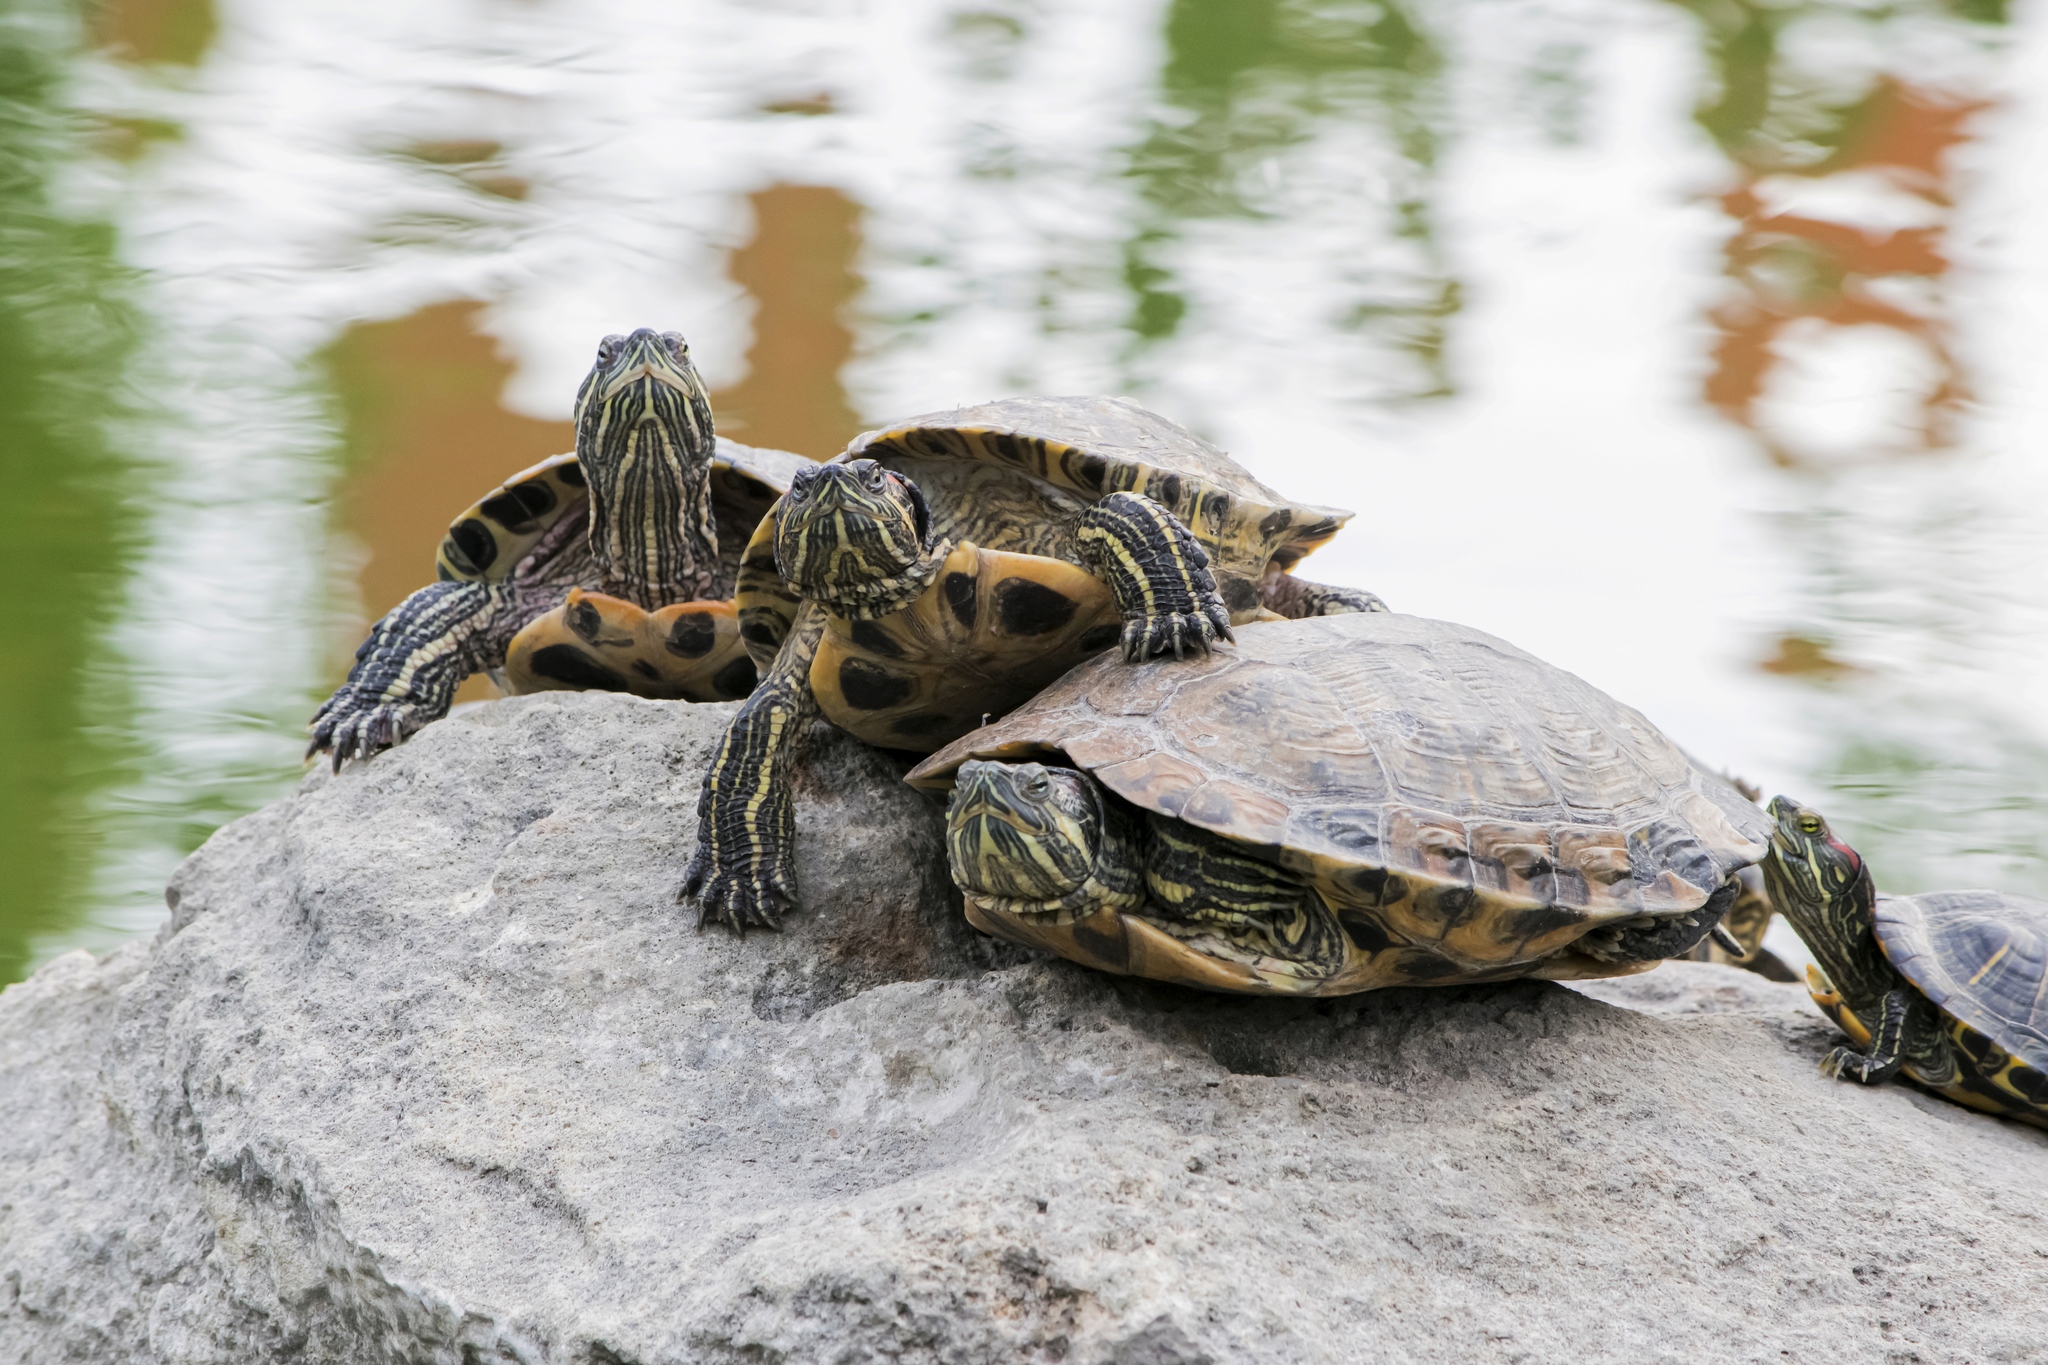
[[1826, 834, 1862, 875]]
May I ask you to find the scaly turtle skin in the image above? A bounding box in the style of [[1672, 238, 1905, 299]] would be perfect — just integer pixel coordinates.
[[309, 329, 807, 765], [1685, 865, 1799, 981], [905, 611, 1770, 995], [1761, 798, 2048, 1129], [686, 396, 1387, 932]]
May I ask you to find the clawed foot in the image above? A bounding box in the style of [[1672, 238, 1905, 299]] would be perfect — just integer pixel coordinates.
[[308, 698, 426, 771], [1821, 1046, 1880, 1085], [683, 845, 797, 935], [1122, 605, 1235, 663]]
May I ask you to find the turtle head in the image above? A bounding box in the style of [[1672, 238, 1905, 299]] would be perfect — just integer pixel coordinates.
[[573, 329, 718, 602], [774, 459, 939, 615], [946, 760, 1120, 912], [1761, 796, 1874, 937]]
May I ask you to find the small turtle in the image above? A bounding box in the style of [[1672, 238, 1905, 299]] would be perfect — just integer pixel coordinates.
[[905, 611, 1770, 995], [1760, 797, 2048, 1128], [686, 396, 1386, 930], [310, 329, 808, 764]]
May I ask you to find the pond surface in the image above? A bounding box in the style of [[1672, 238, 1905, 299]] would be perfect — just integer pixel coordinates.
[[4, 0, 2044, 983]]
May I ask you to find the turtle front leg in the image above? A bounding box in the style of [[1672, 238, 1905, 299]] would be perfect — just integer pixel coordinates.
[[1259, 566, 1388, 618], [310, 580, 527, 769], [683, 605, 826, 933], [1075, 492, 1234, 661], [1823, 987, 1941, 1085]]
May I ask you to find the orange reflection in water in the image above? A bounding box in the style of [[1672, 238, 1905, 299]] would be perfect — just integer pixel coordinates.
[[1704, 78, 1987, 467], [710, 183, 863, 459], [324, 301, 575, 696], [91, 0, 217, 66]]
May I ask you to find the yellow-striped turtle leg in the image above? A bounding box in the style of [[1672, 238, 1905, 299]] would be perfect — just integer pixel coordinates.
[[1075, 492, 1234, 661], [682, 603, 827, 933], [1822, 987, 1953, 1086], [310, 579, 531, 769], [1258, 567, 1388, 618]]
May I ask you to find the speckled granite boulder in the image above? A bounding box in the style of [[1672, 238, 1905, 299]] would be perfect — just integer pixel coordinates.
[[2, 692, 2044, 1364]]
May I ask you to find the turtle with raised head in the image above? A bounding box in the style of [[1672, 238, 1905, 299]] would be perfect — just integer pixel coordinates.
[[310, 329, 808, 764], [906, 611, 1771, 995], [685, 396, 1387, 931], [1760, 797, 2047, 1128]]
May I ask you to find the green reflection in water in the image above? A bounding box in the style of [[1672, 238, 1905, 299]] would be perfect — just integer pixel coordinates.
[[1124, 0, 1455, 395], [0, 4, 144, 982]]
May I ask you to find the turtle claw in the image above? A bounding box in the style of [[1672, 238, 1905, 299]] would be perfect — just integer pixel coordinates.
[[1122, 607, 1234, 664], [1821, 1046, 1877, 1085], [309, 699, 425, 770], [682, 846, 797, 935]]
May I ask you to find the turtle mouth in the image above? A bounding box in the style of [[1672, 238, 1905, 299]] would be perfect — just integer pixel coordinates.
[[596, 339, 703, 409]]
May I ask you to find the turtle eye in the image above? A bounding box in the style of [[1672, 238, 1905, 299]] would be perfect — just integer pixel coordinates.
[[863, 463, 889, 492], [1024, 772, 1051, 799], [596, 334, 623, 364], [662, 331, 687, 354], [1797, 814, 1824, 836]]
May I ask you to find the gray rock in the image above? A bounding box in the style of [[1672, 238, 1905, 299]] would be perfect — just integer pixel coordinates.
[[2, 692, 2044, 1365]]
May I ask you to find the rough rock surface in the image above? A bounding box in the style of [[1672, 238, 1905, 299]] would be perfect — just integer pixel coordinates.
[[2, 692, 2045, 1365]]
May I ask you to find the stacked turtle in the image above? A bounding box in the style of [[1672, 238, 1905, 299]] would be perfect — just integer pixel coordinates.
[[308, 339, 2043, 1133], [310, 329, 808, 765]]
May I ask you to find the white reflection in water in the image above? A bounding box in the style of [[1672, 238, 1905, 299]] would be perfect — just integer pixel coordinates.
[[33, 0, 2048, 972]]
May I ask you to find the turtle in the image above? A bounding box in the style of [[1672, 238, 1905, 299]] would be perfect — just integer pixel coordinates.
[[310, 328, 809, 765], [685, 395, 1388, 931], [1758, 796, 2048, 1128], [902, 611, 1773, 996], [1685, 864, 1799, 981]]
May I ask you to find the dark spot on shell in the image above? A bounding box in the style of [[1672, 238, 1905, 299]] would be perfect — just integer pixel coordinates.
[[1201, 491, 1230, 525], [943, 572, 978, 628], [1068, 918, 1129, 972], [891, 712, 953, 738], [913, 430, 951, 457], [557, 461, 586, 488], [1074, 453, 1108, 492], [1507, 904, 1583, 942], [631, 660, 660, 680], [712, 657, 758, 698], [527, 645, 628, 691], [666, 611, 718, 658], [1223, 578, 1259, 614], [436, 564, 458, 583], [742, 621, 783, 648], [995, 577, 1078, 636], [849, 617, 907, 658], [1259, 508, 1292, 539], [448, 518, 496, 575], [1337, 910, 1394, 954], [1410, 884, 1481, 929], [1153, 473, 1183, 510], [1389, 949, 1464, 982], [1345, 867, 1395, 903], [1078, 623, 1121, 653], [2007, 1061, 2048, 1105], [567, 598, 605, 644], [838, 657, 916, 711]]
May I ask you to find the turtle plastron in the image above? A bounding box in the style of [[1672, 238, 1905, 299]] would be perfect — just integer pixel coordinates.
[[505, 587, 758, 702]]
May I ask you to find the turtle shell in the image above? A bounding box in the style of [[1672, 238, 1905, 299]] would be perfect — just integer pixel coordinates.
[[837, 396, 1352, 618], [908, 611, 1772, 993], [1876, 891, 2048, 1101], [435, 437, 810, 584]]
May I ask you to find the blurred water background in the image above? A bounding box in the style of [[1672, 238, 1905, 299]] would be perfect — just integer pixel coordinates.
[[3, 0, 2045, 984]]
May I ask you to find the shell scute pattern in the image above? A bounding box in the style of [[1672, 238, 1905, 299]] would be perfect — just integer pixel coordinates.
[[841, 397, 1350, 589], [913, 614, 1772, 940], [1876, 891, 2048, 1072]]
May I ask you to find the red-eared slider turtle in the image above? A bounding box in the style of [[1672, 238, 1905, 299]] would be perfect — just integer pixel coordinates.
[[310, 329, 808, 765], [685, 396, 1387, 931], [904, 612, 1771, 995], [1760, 798, 2048, 1128]]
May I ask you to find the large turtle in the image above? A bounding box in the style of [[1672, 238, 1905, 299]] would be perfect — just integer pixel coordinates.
[[905, 611, 1772, 995], [685, 396, 1387, 931], [1759, 797, 2048, 1128], [311, 329, 808, 764]]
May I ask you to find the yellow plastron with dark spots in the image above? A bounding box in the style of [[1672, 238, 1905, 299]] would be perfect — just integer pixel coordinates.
[[505, 588, 758, 702], [810, 541, 1122, 751]]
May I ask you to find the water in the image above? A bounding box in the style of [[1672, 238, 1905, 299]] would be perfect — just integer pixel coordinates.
[[3, 0, 2042, 984]]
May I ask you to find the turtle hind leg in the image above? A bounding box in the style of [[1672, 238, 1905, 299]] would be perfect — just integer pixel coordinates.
[[1075, 492, 1234, 662], [311, 579, 526, 768], [1259, 566, 1388, 618], [1580, 874, 1740, 963]]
